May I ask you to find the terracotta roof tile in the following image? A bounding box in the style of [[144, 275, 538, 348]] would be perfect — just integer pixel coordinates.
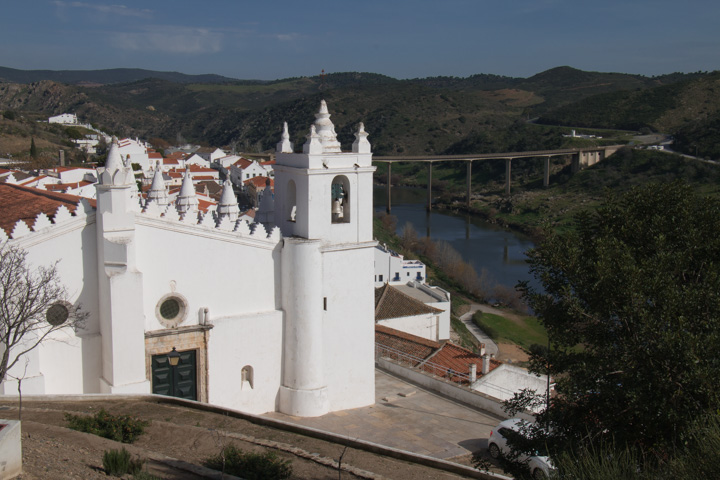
[[243, 176, 274, 188], [375, 284, 443, 321], [187, 165, 215, 173], [232, 158, 253, 169], [0, 183, 92, 236], [375, 325, 440, 365], [421, 343, 500, 384]]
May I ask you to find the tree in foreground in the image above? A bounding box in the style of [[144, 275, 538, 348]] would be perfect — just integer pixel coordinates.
[[517, 182, 720, 472], [0, 244, 86, 384]]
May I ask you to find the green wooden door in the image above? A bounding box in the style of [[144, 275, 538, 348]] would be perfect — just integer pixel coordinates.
[[152, 349, 197, 401]]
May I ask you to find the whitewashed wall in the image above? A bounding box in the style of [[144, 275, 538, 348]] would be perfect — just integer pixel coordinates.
[[1, 216, 101, 395], [378, 313, 440, 341], [322, 247, 376, 411], [135, 221, 281, 333], [208, 310, 283, 414]]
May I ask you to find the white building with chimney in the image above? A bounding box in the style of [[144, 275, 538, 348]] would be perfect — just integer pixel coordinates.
[[0, 101, 376, 417]]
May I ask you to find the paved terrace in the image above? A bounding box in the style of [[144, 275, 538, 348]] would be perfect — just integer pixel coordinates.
[[265, 369, 503, 460]]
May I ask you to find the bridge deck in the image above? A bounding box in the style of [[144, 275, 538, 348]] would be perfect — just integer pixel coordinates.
[[373, 145, 624, 162]]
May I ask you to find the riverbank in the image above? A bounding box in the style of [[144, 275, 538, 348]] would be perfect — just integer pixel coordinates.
[[373, 213, 542, 364]]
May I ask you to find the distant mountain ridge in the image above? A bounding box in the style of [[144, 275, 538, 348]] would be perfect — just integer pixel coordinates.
[[0, 65, 716, 158], [0, 66, 241, 85]]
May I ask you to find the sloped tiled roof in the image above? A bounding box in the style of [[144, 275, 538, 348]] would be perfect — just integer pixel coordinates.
[[187, 165, 216, 173], [375, 283, 443, 321], [232, 158, 253, 169], [44, 181, 93, 192], [375, 325, 440, 366], [422, 343, 500, 383], [243, 176, 274, 188], [0, 183, 92, 236]]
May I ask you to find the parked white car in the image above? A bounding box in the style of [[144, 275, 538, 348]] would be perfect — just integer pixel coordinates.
[[488, 418, 554, 479]]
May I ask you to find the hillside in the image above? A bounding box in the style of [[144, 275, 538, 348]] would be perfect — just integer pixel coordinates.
[[0, 66, 239, 85], [0, 66, 714, 160], [537, 71, 720, 156], [457, 148, 720, 237]]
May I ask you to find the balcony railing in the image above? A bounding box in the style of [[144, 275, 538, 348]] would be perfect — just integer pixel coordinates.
[[375, 344, 471, 384]]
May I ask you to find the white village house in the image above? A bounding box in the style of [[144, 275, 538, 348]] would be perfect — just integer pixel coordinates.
[[0, 101, 377, 417]]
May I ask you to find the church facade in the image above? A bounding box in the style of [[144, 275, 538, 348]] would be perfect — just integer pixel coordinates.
[[0, 101, 376, 417]]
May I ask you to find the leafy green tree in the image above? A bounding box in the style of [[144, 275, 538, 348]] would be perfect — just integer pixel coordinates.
[[64, 127, 83, 140], [519, 182, 720, 460], [30, 137, 37, 158]]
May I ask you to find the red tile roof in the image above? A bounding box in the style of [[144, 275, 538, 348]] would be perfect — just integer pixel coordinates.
[[187, 165, 215, 173], [232, 158, 253, 169], [44, 181, 93, 192], [0, 183, 93, 237], [198, 199, 215, 212], [375, 325, 440, 366], [421, 343, 500, 384], [243, 176, 274, 188], [375, 284, 443, 321]]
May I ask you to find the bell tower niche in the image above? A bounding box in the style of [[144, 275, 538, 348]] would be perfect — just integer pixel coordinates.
[[274, 100, 375, 245]]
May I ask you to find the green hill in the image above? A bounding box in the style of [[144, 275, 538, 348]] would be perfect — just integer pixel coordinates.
[[0, 66, 715, 160]]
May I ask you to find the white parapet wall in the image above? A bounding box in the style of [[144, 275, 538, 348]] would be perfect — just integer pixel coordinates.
[[377, 358, 534, 421], [0, 420, 22, 479]]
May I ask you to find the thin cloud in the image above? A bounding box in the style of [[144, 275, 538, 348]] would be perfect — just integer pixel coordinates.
[[52, 1, 152, 18], [274, 33, 300, 42], [110, 27, 222, 54]]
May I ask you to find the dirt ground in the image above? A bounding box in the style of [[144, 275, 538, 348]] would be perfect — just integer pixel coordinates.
[[0, 399, 489, 480], [494, 343, 529, 364]]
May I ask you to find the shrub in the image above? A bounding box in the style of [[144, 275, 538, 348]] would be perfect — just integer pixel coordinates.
[[65, 408, 149, 443], [204, 445, 292, 480], [102, 448, 145, 476]]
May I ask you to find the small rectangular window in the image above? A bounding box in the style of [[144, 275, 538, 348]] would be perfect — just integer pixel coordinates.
[[379, 275, 383, 282], [323, 297, 327, 311]]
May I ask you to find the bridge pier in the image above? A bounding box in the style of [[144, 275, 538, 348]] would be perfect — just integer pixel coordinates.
[[466, 161, 472, 208], [386, 163, 392, 213], [505, 158, 512, 195], [543, 157, 550, 187], [427, 162, 433, 211], [571, 153, 580, 173]]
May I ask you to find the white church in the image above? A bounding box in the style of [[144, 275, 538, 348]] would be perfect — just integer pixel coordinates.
[[0, 101, 377, 417]]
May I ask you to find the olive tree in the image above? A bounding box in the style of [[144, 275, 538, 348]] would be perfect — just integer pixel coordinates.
[[0, 244, 86, 384], [518, 182, 720, 463]]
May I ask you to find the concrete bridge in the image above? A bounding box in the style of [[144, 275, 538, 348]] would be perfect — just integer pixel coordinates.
[[374, 145, 623, 212]]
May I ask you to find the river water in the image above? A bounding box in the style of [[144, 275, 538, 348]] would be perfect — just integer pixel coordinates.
[[373, 186, 537, 292]]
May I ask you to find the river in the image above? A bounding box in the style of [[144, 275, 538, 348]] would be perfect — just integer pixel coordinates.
[[373, 186, 537, 293]]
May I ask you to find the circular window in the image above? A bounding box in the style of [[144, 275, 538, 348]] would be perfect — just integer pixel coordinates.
[[155, 293, 188, 328], [160, 298, 181, 320], [47, 303, 69, 326]]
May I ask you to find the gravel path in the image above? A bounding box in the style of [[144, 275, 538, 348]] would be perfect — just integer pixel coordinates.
[[458, 305, 499, 357]]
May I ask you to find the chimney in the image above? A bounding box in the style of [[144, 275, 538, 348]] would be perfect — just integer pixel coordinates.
[[469, 363, 477, 383], [482, 354, 490, 375]]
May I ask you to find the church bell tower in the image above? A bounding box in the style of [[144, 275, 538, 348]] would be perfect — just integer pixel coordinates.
[[275, 101, 377, 416]]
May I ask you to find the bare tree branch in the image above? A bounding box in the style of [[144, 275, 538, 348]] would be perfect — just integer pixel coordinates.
[[0, 245, 87, 383]]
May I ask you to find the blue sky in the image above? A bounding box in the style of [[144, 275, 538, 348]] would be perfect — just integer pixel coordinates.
[[2, 1, 719, 80]]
